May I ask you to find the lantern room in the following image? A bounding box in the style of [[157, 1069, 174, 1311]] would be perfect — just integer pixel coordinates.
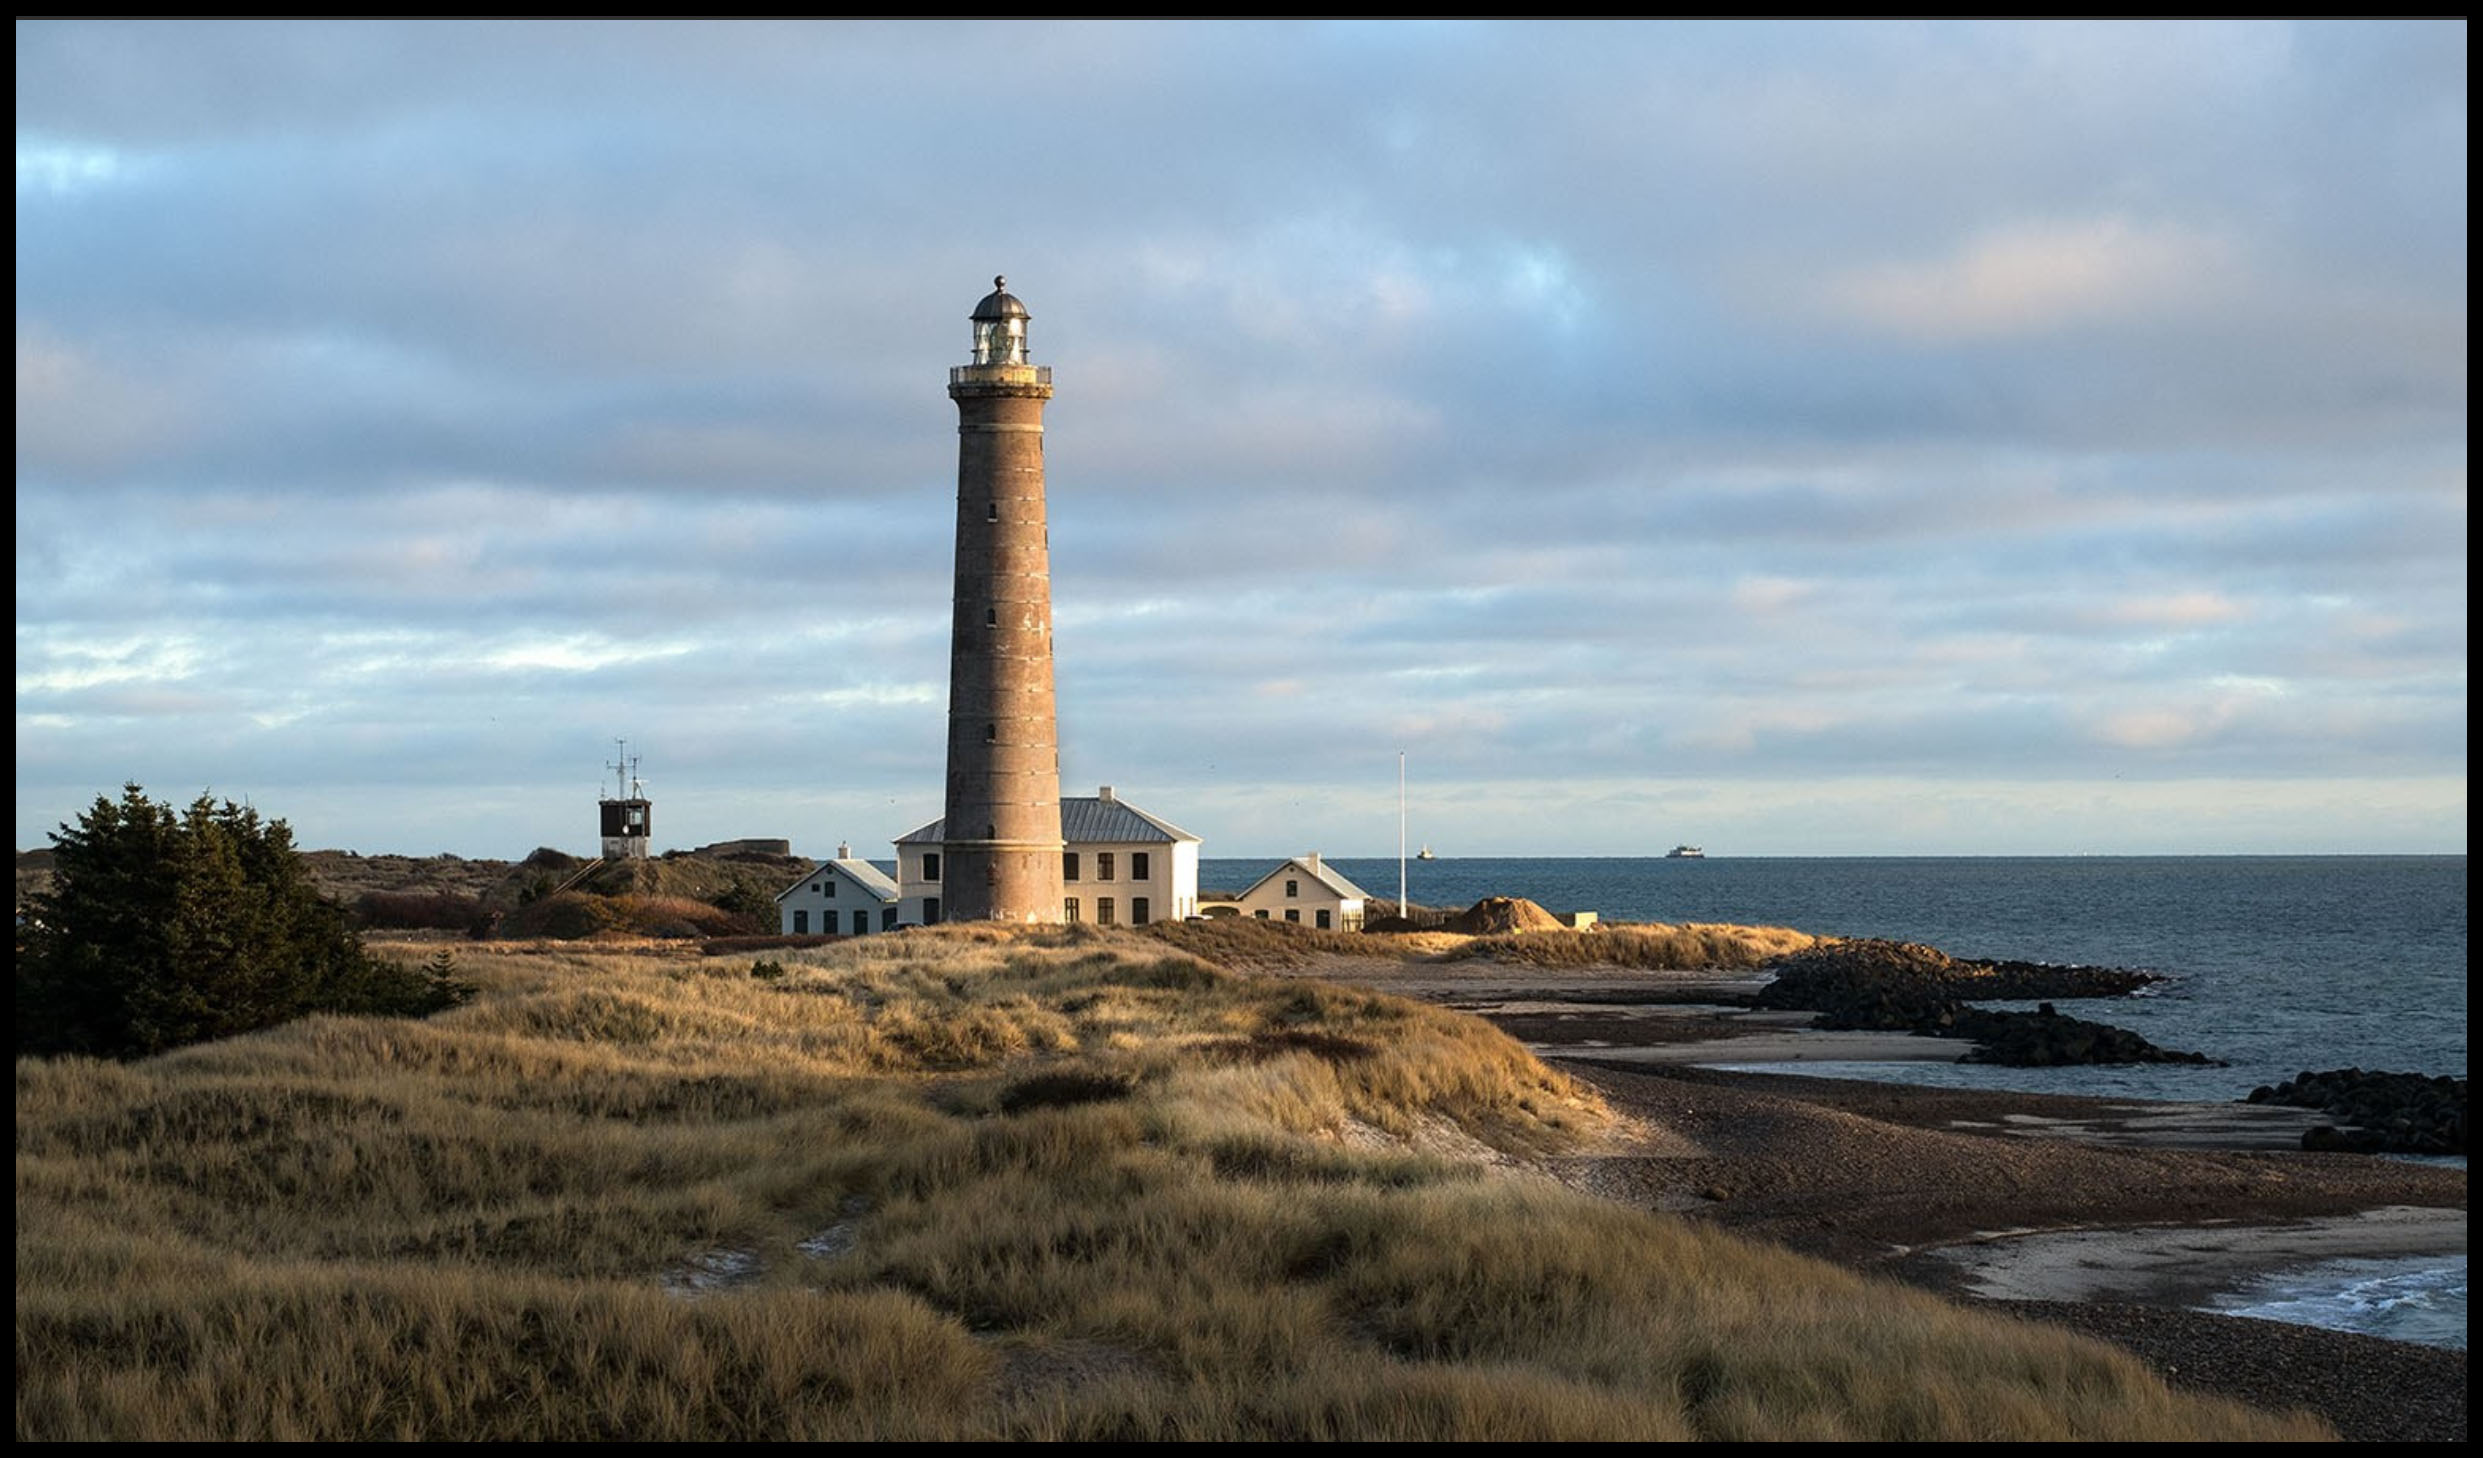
[[970, 276, 1030, 365]]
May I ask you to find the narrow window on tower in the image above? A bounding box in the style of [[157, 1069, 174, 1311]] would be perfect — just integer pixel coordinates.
[[985, 723, 996, 742], [986, 502, 999, 522], [985, 608, 997, 627]]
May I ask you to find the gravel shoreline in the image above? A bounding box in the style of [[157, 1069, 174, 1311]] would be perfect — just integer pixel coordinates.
[[1553, 1060, 2467, 1443], [1975, 1298, 2465, 1444]]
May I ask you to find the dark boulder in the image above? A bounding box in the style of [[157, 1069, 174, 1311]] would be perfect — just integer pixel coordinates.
[[2250, 1068, 2466, 1156], [1756, 939, 2211, 1066], [1954, 1005, 2218, 1067]]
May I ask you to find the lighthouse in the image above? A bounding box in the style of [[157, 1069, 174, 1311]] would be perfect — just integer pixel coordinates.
[[937, 277, 1066, 923]]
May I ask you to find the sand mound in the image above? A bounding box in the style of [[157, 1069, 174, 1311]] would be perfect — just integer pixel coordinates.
[[1448, 896, 1566, 935]]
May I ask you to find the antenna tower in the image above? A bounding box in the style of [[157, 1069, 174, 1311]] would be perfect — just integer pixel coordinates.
[[607, 739, 643, 800]]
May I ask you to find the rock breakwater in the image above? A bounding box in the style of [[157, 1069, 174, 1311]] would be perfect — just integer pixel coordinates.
[[2245, 1068, 2468, 1156], [1754, 939, 2213, 1068]]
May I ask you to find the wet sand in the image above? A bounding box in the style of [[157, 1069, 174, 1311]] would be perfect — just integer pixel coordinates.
[[1920, 1205, 2465, 1308]]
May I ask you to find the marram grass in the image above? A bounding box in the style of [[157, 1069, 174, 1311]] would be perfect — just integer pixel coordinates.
[[18, 925, 2329, 1440], [1143, 913, 1820, 971]]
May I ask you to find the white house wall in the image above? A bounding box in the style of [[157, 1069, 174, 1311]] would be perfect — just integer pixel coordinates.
[[1060, 839, 1196, 926], [778, 865, 898, 936], [1172, 841, 1200, 920], [897, 837, 1199, 926]]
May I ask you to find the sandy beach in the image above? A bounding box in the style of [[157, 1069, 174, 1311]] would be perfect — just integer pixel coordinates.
[[1278, 954, 2469, 1442]]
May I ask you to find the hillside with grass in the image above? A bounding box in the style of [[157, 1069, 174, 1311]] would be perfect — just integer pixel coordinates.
[[17, 844, 813, 934], [17, 925, 2331, 1440], [1146, 913, 1819, 973]]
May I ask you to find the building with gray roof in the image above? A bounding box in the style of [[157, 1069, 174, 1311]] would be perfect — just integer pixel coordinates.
[[775, 843, 903, 937], [1234, 853, 1373, 932], [891, 786, 1200, 928]]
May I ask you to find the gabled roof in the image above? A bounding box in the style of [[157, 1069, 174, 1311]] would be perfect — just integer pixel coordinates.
[[1239, 856, 1373, 903], [1063, 796, 1200, 844], [775, 856, 901, 903], [895, 794, 1201, 846]]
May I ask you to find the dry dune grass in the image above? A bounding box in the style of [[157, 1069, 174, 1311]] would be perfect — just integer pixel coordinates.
[[1450, 921, 1822, 970], [17, 925, 2327, 1441], [1143, 916, 1400, 968], [1145, 913, 1817, 975]]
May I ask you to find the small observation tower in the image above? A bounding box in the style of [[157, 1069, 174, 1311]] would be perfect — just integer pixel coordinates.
[[599, 740, 652, 859]]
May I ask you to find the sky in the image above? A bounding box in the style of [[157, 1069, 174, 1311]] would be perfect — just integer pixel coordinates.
[[15, 19, 2468, 859]]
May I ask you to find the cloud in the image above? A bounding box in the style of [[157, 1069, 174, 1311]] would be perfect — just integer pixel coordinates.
[[1728, 575, 1818, 615], [1819, 217, 2240, 341], [15, 329, 205, 473], [2093, 591, 2249, 629], [12, 20, 2468, 857]]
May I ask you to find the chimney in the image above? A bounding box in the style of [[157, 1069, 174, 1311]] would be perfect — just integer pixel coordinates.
[[1098, 785, 1115, 803], [837, 841, 851, 859], [1309, 852, 1321, 872]]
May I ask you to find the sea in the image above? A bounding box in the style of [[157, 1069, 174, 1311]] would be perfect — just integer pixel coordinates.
[[1203, 854, 2469, 1349]]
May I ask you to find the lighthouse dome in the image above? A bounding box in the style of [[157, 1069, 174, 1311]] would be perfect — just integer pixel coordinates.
[[970, 276, 1030, 321], [968, 276, 1032, 365]]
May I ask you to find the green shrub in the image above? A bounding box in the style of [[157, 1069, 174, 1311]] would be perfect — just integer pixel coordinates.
[[709, 880, 779, 930], [15, 785, 475, 1059], [352, 889, 487, 931]]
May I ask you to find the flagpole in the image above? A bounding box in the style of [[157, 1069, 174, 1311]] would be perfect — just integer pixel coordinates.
[[1398, 750, 1408, 917]]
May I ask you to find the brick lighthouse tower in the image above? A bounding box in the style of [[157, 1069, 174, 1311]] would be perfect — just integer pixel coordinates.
[[939, 276, 1065, 923]]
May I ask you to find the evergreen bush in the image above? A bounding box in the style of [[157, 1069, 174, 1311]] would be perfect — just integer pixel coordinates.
[[15, 785, 475, 1059]]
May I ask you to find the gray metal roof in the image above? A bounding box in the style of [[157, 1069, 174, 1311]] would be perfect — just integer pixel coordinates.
[[970, 276, 1029, 321], [1239, 856, 1373, 903], [775, 856, 900, 902], [894, 794, 1200, 846], [1064, 795, 1200, 844]]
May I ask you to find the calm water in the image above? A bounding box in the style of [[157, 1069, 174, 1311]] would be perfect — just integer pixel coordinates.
[[1206, 855, 2468, 1102], [1201, 854, 2470, 1348]]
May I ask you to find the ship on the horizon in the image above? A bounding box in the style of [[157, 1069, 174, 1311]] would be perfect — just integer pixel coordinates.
[[1416, 844, 1436, 860], [1665, 845, 1705, 859]]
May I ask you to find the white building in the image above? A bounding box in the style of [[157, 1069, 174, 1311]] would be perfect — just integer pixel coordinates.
[[1234, 853, 1371, 931], [893, 786, 1201, 927], [776, 843, 901, 936]]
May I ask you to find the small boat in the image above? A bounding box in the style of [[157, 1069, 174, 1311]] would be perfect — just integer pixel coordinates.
[[1665, 845, 1705, 859], [1415, 845, 1436, 861]]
